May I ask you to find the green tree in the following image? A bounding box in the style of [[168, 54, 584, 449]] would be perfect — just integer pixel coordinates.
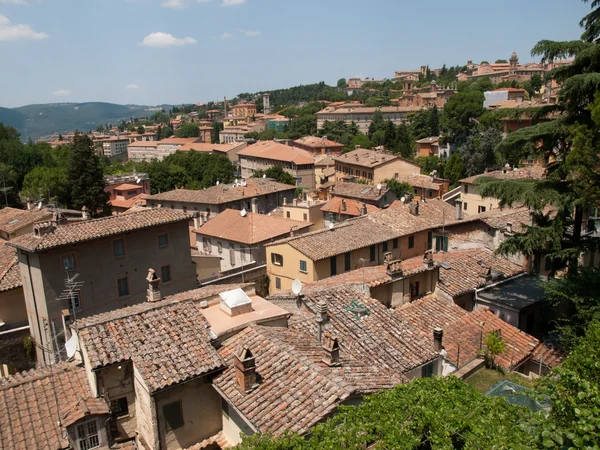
[[337, 78, 347, 88], [484, 330, 506, 368], [251, 166, 296, 185], [495, 59, 508, 63], [161, 126, 174, 140], [441, 90, 485, 145], [371, 130, 385, 147], [444, 153, 465, 187], [367, 110, 385, 137], [458, 127, 502, 176], [21, 166, 69, 206], [429, 105, 440, 136], [530, 73, 543, 93], [212, 122, 223, 144], [175, 123, 200, 138], [408, 110, 432, 140], [394, 123, 414, 158], [67, 135, 110, 216], [349, 133, 372, 150], [137, 125, 145, 135], [385, 179, 413, 201], [95, 124, 105, 132]]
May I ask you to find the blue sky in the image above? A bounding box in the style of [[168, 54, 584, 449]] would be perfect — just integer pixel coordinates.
[[0, 0, 591, 107]]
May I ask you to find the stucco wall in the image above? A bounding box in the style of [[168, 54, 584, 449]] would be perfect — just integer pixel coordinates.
[[97, 363, 137, 439], [0, 287, 26, 327], [134, 366, 159, 450], [220, 398, 256, 445], [461, 183, 501, 215]]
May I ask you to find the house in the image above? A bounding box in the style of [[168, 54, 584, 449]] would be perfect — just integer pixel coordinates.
[[104, 172, 151, 212], [314, 155, 336, 188], [397, 174, 450, 200], [219, 121, 266, 144], [127, 137, 203, 162], [145, 178, 296, 219], [0, 207, 53, 241], [316, 104, 424, 134], [318, 181, 397, 208], [333, 148, 421, 185], [194, 209, 312, 274], [279, 197, 326, 230], [238, 141, 316, 188], [415, 136, 451, 159], [292, 136, 344, 156], [231, 102, 257, 119], [320, 197, 379, 227], [458, 165, 547, 215], [7, 208, 198, 364], [265, 199, 463, 293], [484, 88, 527, 109]]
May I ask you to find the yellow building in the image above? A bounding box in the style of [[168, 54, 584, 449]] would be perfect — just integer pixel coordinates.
[[333, 148, 421, 185]]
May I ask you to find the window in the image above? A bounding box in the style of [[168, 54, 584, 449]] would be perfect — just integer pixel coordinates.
[[393, 238, 398, 249], [162, 401, 184, 430], [421, 361, 434, 378], [113, 238, 125, 258], [410, 281, 420, 300], [271, 253, 283, 266], [62, 254, 76, 271], [330, 256, 337, 276], [344, 252, 351, 271], [394, 173, 398, 179], [478, 205, 486, 213], [286, 211, 291, 218], [275, 277, 281, 290], [463, 202, 468, 211], [383, 241, 388, 252], [464, 184, 469, 194], [69, 291, 82, 312], [111, 397, 129, 418], [158, 233, 169, 248], [203, 237, 211, 253], [117, 277, 129, 297], [241, 247, 247, 262], [296, 177, 302, 185], [435, 236, 449, 252], [161, 265, 171, 283], [298, 260, 307, 273], [370, 245, 376, 262], [427, 232, 432, 250], [217, 241, 223, 254], [303, 213, 307, 221], [76, 418, 99, 450], [408, 235, 414, 249]]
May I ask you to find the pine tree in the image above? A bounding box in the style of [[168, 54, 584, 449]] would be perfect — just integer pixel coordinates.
[[67, 135, 110, 217], [429, 105, 440, 136]]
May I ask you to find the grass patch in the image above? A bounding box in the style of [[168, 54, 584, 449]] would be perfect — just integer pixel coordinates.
[[465, 368, 535, 393]]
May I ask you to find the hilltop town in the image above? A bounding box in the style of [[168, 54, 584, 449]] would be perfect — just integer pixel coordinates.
[[1, 2, 600, 449]]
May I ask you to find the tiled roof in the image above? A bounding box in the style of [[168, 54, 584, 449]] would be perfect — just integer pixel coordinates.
[[415, 136, 440, 144], [145, 178, 295, 206], [399, 295, 539, 369], [0, 242, 22, 292], [478, 206, 557, 235], [319, 181, 391, 201], [61, 396, 109, 427], [460, 165, 547, 184], [156, 137, 202, 146], [435, 248, 523, 298], [108, 193, 148, 209], [317, 105, 424, 115], [320, 197, 379, 217], [194, 209, 311, 244], [286, 285, 439, 374], [113, 183, 143, 191], [213, 324, 401, 436], [8, 208, 191, 253], [269, 199, 465, 261], [397, 174, 445, 191], [127, 140, 158, 148], [178, 142, 237, 152], [0, 207, 53, 234], [238, 141, 315, 165], [78, 300, 225, 392], [531, 343, 563, 369], [0, 362, 97, 450], [293, 136, 343, 148], [334, 149, 419, 169]]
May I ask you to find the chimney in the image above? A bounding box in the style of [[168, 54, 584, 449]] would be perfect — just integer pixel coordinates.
[[360, 203, 367, 216], [322, 334, 341, 367], [234, 347, 257, 393], [506, 221, 513, 233], [315, 299, 328, 342], [81, 206, 90, 220], [251, 197, 257, 214], [433, 327, 443, 352], [26, 199, 33, 210], [341, 199, 346, 211], [283, 197, 287, 206], [455, 198, 463, 220], [409, 200, 419, 216], [423, 250, 434, 268], [193, 212, 201, 229], [292, 198, 298, 207], [146, 268, 161, 302]]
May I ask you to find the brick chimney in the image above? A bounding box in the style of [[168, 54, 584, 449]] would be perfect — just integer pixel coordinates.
[[234, 347, 257, 393], [341, 199, 346, 212], [322, 334, 341, 367], [409, 200, 419, 216], [455, 198, 463, 220], [360, 203, 367, 216], [423, 250, 435, 269], [316, 300, 328, 342], [146, 268, 161, 302], [433, 327, 443, 352]]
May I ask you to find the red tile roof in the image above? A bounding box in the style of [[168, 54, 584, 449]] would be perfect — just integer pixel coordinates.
[[194, 209, 311, 244], [238, 141, 315, 165], [531, 343, 563, 369], [293, 136, 343, 149], [334, 148, 419, 169], [320, 197, 379, 217], [0, 242, 21, 292], [0, 207, 53, 234], [460, 165, 547, 184], [60, 396, 109, 428]]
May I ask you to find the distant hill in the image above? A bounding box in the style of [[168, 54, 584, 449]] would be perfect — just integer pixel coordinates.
[[1, 102, 172, 140]]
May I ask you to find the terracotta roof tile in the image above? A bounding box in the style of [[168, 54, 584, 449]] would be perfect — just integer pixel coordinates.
[[60, 396, 109, 428], [0, 242, 21, 292], [0, 207, 53, 234], [320, 197, 379, 217], [397, 174, 446, 191], [334, 148, 419, 169], [238, 141, 315, 165], [145, 178, 295, 206], [319, 181, 391, 202], [293, 136, 343, 149], [8, 208, 191, 253], [460, 165, 547, 184], [531, 343, 563, 368], [194, 209, 311, 244]]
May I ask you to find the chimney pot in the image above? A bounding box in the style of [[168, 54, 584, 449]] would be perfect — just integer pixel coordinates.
[[234, 347, 257, 393], [251, 197, 258, 214], [506, 221, 513, 233], [433, 327, 443, 352], [360, 203, 367, 216], [455, 198, 463, 220], [316, 300, 328, 342], [146, 268, 161, 302], [322, 334, 341, 367], [341, 199, 346, 211]]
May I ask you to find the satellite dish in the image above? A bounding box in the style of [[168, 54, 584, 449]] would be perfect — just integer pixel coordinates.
[[291, 279, 303, 295], [136, 177, 141, 184], [240, 208, 247, 217], [400, 196, 406, 203], [65, 334, 77, 358], [216, 180, 220, 185], [328, 223, 334, 230], [377, 183, 382, 190]]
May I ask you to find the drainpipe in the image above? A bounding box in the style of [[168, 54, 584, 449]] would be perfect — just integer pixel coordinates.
[[474, 272, 527, 307], [25, 252, 47, 365]]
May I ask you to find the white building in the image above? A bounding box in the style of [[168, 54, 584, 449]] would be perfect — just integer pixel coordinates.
[[101, 138, 129, 157]]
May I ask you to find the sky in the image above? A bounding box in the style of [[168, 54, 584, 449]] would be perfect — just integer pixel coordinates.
[[0, 0, 592, 108]]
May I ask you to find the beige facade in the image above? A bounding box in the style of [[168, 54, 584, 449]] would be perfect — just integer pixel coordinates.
[[281, 199, 325, 231], [460, 182, 501, 215], [240, 155, 315, 188], [0, 287, 26, 328], [316, 105, 423, 134], [102, 138, 129, 157], [334, 154, 420, 185]]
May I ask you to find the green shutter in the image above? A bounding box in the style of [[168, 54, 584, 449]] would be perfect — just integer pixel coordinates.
[[443, 236, 449, 252]]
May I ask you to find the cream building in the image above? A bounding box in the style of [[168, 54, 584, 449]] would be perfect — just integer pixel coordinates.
[[333, 148, 421, 185]]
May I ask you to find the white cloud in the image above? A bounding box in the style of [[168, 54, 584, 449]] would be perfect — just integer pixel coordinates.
[[53, 89, 70, 96], [0, 14, 48, 41], [220, 32, 233, 39], [238, 28, 260, 37], [141, 32, 197, 48], [161, 0, 210, 8], [222, 0, 245, 5], [126, 84, 141, 90]]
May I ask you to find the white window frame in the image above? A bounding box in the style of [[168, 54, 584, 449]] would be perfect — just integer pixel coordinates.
[[76, 418, 100, 450]]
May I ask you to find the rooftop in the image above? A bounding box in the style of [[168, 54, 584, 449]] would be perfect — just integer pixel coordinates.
[[435, 248, 523, 298], [415, 136, 440, 144], [0, 242, 21, 292], [267, 199, 465, 261], [320, 197, 379, 217], [145, 178, 295, 206], [293, 136, 343, 148], [0, 207, 53, 234], [194, 209, 312, 244], [477, 276, 546, 311], [156, 137, 203, 146], [0, 362, 96, 450], [397, 174, 447, 191], [127, 140, 158, 148], [460, 165, 547, 184], [8, 208, 191, 253], [238, 141, 315, 165], [317, 104, 424, 115], [319, 181, 391, 202], [178, 142, 241, 152], [334, 148, 418, 169]]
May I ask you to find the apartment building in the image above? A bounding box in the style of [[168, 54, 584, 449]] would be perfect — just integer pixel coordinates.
[[100, 137, 130, 157], [231, 102, 257, 119], [145, 178, 296, 218], [415, 136, 451, 159], [321, 197, 379, 228], [219, 121, 266, 144], [280, 197, 326, 230], [316, 104, 424, 134], [127, 137, 203, 162], [292, 136, 344, 156], [333, 148, 421, 185], [195, 209, 311, 273], [8, 208, 197, 364], [238, 141, 316, 188]]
